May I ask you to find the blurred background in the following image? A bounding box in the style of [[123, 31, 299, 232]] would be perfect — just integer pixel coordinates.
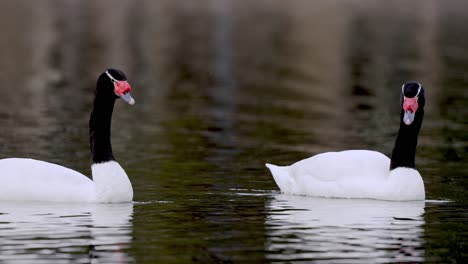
[[0, 0, 466, 263]]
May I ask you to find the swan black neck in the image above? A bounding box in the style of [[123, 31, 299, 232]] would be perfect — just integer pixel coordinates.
[[89, 80, 118, 164], [390, 105, 424, 170]]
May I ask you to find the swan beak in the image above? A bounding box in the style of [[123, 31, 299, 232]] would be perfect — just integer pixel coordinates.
[[403, 110, 415, 125], [402, 97, 418, 125], [114, 80, 135, 105], [120, 92, 135, 105]]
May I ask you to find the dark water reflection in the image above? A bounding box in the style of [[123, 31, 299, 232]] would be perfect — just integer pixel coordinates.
[[0, 0, 467, 263], [0, 202, 133, 263], [267, 195, 425, 263]]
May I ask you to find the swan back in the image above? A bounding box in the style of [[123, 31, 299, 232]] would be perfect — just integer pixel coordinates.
[[291, 150, 390, 182], [92, 161, 133, 203], [292, 150, 390, 198], [0, 158, 95, 202]]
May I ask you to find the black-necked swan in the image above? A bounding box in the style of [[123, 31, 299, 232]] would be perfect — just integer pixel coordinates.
[[0, 69, 135, 203], [266, 82, 426, 201]]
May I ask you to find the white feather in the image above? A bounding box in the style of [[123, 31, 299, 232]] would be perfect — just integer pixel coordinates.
[[0, 158, 133, 203], [92, 161, 133, 203], [266, 150, 425, 201]]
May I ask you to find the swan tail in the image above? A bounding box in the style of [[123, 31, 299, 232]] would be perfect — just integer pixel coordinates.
[[265, 163, 293, 193]]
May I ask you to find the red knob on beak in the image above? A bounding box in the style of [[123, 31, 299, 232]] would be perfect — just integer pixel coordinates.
[[403, 97, 418, 125], [114, 81, 135, 105]]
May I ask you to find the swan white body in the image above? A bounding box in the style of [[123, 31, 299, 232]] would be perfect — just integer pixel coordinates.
[[0, 158, 133, 203], [266, 150, 425, 201]]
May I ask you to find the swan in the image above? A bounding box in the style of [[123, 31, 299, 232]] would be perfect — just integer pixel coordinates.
[[266, 82, 426, 201], [0, 69, 135, 203]]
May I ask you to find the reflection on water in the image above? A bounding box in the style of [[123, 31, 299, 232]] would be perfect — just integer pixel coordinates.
[[267, 195, 425, 263], [0, 202, 133, 263]]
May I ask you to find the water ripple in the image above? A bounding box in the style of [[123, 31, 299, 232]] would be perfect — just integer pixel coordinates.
[[265, 195, 425, 263], [0, 202, 133, 263]]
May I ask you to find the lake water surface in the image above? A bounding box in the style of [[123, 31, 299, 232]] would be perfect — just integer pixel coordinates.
[[0, 0, 467, 263]]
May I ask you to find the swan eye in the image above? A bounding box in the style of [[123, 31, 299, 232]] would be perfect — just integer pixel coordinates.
[[105, 70, 119, 83]]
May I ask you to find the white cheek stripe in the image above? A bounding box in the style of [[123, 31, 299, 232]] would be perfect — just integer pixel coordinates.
[[105, 70, 118, 83], [402, 82, 422, 98], [105, 70, 120, 96]]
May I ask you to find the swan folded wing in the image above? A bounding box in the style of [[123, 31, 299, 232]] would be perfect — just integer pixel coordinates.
[[0, 158, 95, 202], [291, 150, 390, 181], [287, 150, 391, 198]]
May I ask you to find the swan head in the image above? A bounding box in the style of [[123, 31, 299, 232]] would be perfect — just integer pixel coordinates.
[[97, 69, 135, 105], [400, 82, 425, 125]]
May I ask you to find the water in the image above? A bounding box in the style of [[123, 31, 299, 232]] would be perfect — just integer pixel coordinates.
[[0, 202, 133, 263], [0, 0, 467, 263], [267, 196, 426, 263]]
